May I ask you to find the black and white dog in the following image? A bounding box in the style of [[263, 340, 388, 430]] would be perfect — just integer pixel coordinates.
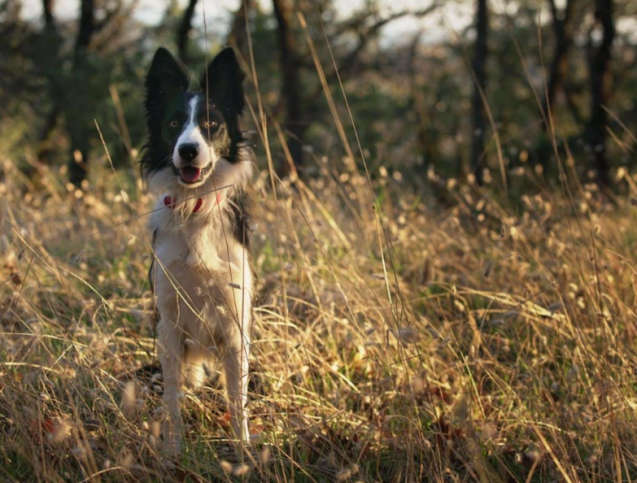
[[142, 47, 254, 453]]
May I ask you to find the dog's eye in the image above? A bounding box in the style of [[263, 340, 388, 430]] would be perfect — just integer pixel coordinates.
[[204, 120, 218, 129], [169, 120, 179, 128]]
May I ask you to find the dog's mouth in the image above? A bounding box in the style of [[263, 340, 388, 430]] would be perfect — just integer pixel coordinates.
[[175, 163, 212, 185]]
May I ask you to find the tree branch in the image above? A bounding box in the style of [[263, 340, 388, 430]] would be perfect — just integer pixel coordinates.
[[337, 4, 440, 78], [177, 0, 198, 62]]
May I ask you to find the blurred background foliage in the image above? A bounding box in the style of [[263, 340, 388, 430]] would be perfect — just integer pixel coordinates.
[[0, 0, 636, 197]]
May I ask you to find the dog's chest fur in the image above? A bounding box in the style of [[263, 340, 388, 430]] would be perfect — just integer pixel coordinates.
[[153, 202, 241, 273], [148, 158, 254, 346]]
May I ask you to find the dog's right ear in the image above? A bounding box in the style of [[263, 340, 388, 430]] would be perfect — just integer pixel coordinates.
[[145, 48, 189, 119], [200, 47, 246, 116]]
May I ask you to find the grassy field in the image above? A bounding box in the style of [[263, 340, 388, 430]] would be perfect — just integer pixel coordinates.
[[2, 151, 637, 482]]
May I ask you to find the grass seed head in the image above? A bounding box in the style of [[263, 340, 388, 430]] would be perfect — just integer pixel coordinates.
[[260, 445, 271, 464], [220, 460, 233, 474], [336, 464, 359, 481], [233, 464, 250, 477], [121, 381, 136, 419]]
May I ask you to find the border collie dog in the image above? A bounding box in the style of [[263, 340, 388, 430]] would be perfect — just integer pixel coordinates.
[[141, 47, 254, 453]]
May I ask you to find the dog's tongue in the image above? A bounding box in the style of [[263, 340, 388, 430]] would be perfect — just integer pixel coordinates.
[[180, 166, 201, 183]]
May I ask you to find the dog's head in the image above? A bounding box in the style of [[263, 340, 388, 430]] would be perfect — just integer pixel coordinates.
[[142, 47, 246, 188]]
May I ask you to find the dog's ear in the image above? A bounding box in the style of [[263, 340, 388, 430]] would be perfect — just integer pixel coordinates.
[[145, 48, 189, 118], [200, 47, 246, 116]]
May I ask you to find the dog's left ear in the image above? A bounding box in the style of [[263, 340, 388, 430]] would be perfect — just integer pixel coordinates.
[[200, 47, 246, 116]]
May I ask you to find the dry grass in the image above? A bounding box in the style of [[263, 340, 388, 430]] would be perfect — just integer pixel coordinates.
[[2, 149, 637, 482], [3, 1, 636, 480]]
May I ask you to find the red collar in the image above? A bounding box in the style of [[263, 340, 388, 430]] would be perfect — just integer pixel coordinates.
[[163, 191, 223, 213]]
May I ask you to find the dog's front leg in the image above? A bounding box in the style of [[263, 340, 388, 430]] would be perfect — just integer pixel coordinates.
[[223, 333, 250, 444], [158, 318, 184, 454], [220, 255, 252, 445]]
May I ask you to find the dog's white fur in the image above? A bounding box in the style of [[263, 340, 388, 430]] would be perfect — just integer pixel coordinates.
[[172, 98, 214, 181], [148, 145, 254, 453]]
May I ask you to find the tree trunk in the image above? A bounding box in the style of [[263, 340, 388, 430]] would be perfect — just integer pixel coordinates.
[[67, 0, 95, 188], [43, 0, 56, 32], [543, 0, 577, 127], [177, 0, 198, 63], [587, 0, 615, 186], [75, 0, 94, 55], [36, 107, 60, 164], [409, 33, 437, 175], [272, 0, 303, 178], [470, 0, 488, 185], [227, 0, 253, 60], [36, 0, 60, 166]]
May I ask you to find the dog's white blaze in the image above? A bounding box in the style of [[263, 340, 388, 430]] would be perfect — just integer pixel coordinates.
[[172, 95, 216, 170]]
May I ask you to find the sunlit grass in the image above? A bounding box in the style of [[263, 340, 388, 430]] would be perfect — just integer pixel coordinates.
[[2, 151, 637, 481]]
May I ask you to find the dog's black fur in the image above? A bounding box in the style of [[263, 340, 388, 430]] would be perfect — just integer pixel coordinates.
[[141, 47, 252, 248]]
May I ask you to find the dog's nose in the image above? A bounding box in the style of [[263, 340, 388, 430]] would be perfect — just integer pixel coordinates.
[[178, 143, 199, 162]]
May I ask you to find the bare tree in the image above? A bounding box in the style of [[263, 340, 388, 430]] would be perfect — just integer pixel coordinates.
[[177, 0, 198, 63], [75, 0, 94, 57], [227, 0, 253, 60], [67, 0, 96, 187], [409, 33, 438, 175], [36, 0, 61, 165], [300, 6, 440, 119], [470, 0, 488, 185], [337, 5, 439, 80], [272, 0, 303, 178], [43, 0, 56, 32], [587, 0, 615, 186], [543, 0, 578, 126]]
